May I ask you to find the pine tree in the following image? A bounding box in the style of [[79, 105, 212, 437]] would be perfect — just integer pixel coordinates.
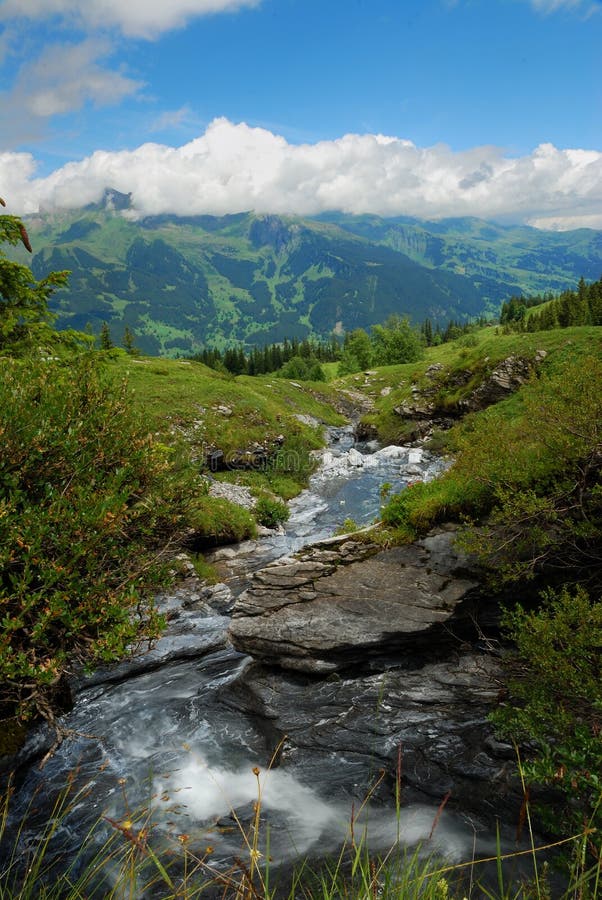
[[423, 318, 433, 346], [0, 202, 69, 352], [100, 322, 114, 350], [123, 326, 136, 354]]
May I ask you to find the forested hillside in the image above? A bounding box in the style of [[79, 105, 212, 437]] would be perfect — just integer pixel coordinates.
[[19, 193, 602, 356]]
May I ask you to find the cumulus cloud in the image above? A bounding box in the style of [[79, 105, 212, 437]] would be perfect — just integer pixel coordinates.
[[0, 39, 142, 145], [1, 118, 601, 229], [11, 40, 141, 117], [0, 0, 262, 39]]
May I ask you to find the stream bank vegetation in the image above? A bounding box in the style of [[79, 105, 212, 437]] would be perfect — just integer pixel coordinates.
[[0, 205, 342, 736], [373, 336, 602, 883], [1, 203, 601, 895]]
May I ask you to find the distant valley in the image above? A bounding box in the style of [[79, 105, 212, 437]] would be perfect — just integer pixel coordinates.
[[24, 190, 602, 355]]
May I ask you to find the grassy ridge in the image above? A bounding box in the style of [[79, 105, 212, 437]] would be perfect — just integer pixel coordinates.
[[351, 324, 602, 445], [107, 353, 345, 499]]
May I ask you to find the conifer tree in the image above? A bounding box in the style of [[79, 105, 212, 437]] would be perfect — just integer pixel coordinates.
[[0, 201, 69, 352], [123, 325, 137, 354], [100, 321, 114, 350]]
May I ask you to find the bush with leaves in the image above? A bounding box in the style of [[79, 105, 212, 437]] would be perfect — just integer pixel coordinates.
[[0, 354, 208, 723], [371, 314, 425, 366], [492, 585, 602, 854], [254, 495, 290, 528]]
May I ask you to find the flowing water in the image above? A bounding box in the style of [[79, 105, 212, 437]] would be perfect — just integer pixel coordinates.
[[4, 433, 524, 896]]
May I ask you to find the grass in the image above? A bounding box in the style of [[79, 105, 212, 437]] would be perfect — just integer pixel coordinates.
[[109, 355, 342, 442], [2, 762, 600, 900], [106, 354, 344, 498], [343, 324, 602, 445], [378, 342, 602, 546]]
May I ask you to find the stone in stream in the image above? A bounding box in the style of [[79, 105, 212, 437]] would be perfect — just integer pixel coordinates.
[[228, 525, 483, 673], [224, 521, 522, 823], [219, 650, 519, 821]]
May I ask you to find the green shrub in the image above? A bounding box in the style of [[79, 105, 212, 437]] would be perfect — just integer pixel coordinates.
[[0, 354, 205, 721], [492, 585, 602, 853], [334, 517, 359, 535], [254, 495, 290, 528], [276, 355, 326, 381], [270, 428, 320, 488], [186, 496, 256, 546]]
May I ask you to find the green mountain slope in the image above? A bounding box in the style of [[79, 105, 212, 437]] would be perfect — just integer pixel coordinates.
[[23, 195, 602, 356], [318, 213, 602, 295]]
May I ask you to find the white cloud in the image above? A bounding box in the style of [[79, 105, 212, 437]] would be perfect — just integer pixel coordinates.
[[0, 0, 262, 39], [149, 106, 196, 133], [0, 39, 142, 145], [12, 40, 142, 117], [530, 0, 600, 14], [0, 119, 600, 229]]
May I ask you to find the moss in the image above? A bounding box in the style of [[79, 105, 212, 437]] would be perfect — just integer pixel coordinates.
[[187, 496, 257, 548], [191, 555, 219, 583]]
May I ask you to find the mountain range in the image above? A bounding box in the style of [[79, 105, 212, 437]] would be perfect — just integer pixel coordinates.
[[23, 189, 602, 356]]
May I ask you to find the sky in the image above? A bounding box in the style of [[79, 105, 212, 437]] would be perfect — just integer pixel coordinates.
[[0, 0, 601, 229]]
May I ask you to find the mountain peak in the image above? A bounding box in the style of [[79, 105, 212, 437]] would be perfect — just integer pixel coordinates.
[[85, 187, 132, 213]]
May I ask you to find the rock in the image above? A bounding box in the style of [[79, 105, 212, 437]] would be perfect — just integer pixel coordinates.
[[207, 448, 225, 471], [208, 480, 255, 510], [393, 400, 436, 419], [380, 386, 392, 396], [229, 527, 482, 673], [196, 582, 235, 614], [374, 445, 407, 460], [171, 552, 196, 577], [209, 545, 240, 560], [294, 414, 320, 427], [393, 353, 547, 428], [72, 613, 230, 690], [219, 650, 521, 820], [347, 447, 364, 467], [354, 420, 379, 441], [460, 355, 535, 411]]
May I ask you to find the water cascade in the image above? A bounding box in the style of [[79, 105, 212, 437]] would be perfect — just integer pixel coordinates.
[[3, 430, 530, 895]]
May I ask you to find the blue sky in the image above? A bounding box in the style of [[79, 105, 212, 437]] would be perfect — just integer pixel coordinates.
[[0, 0, 601, 228]]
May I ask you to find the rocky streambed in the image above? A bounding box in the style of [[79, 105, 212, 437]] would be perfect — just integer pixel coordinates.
[[2, 429, 528, 895]]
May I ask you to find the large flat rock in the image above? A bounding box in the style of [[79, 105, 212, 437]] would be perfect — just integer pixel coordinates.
[[229, 527, 482, 672], [218, 651, 518, 819]]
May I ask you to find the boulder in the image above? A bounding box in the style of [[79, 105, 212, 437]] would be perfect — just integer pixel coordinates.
[[219, 651, 519, 820], [459, 355, 538, 412], [229, 526, 483, 673], [393, 352, 548, 427], [347, 447, 365, 467]]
